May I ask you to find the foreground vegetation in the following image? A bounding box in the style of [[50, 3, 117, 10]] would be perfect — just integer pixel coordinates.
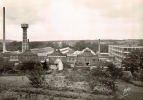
[[0, 49, 143, 99], [0, 72, 143, 100]]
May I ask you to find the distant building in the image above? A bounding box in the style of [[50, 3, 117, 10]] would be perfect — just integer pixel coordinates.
[[1, 52, 19, 62], [67, 48, 98, 66], [31, 47, 54, 61], [18, 50, 38, 62], [8, 50, 38, 63], [76, 48, 98, 66], [109, 45, 143, 63], [31, 47, 54, 55], [47, 49, 66, 63], [59, 47, 74, 55], [98, 53, 114, 62], [9, 54, 19, 62], [67, 54, 77, 64]]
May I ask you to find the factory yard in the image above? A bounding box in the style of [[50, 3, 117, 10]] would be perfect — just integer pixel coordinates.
[[0, 73, 143, 100]]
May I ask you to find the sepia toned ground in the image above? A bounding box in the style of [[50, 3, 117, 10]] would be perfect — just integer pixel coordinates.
[[0, 74, 143, 100]]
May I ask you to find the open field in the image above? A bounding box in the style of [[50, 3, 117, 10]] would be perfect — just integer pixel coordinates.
[[0, 76, 29, 87], [0, 75, 143, 100]]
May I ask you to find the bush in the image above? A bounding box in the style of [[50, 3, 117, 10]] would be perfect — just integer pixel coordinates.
[[20, 61, 46, 88], [122, 71, 133, 82], [27, 70, 46, 88], [93, 85, 112, 95], [19, 61, 36, 71], [0, 62, 14, 74], [131, 81, 143, 87], [88, 62, 122, 95], [63, 62, 71, 69]]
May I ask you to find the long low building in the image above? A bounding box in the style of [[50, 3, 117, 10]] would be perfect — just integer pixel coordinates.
[[109, 45, 143, 63]]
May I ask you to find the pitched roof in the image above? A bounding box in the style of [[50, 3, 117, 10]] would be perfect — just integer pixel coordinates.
[[20, 50, 37, 56], [73, 50, 82, 55], [48, 49, 66, 57], [60, 47, 75, 55], [31, 47, 54, 54], [78, 48, 96, 57]]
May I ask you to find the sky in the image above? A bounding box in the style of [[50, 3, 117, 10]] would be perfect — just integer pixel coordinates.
[[0, 0, 143, 41]]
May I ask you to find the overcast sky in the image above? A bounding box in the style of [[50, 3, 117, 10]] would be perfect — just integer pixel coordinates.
[[0, 0, 143, 41]]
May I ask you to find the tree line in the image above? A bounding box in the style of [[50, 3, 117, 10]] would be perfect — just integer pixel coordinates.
[[0, 40, 108, 53]]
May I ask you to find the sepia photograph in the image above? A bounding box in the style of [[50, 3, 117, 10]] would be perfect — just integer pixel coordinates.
[[0, 0, 143, 100]]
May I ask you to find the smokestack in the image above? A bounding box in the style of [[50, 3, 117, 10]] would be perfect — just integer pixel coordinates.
[[21, 24, 29, 52], [98, 39, 100, 54], [3, 7, 6, 53], [27, 39, 30, 50]]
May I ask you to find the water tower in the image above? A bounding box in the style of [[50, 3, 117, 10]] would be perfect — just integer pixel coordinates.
[[21, 24, 29, 52]]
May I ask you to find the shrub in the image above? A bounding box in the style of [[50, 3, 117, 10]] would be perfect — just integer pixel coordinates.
[[88, 62, 122, 95], [63, 62, 71, 69], [122, 71, 133, 82], [27, 70, 46, 88], [93, 85, 112, 95], [20, 61, 46, 88], [0, 62, 14, 74], [131, 81, 143, 87]]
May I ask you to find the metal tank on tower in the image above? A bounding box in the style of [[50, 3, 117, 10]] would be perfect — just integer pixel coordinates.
[[21, 24, 29, 52]]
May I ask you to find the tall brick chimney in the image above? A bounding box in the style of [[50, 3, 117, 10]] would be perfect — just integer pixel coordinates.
[[3, 7, 7, 53], [21, 24, 29, 52]]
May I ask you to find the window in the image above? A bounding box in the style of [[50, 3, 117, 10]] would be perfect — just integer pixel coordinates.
[[124, 48, 127, 51], [93, 59, 96, 61]]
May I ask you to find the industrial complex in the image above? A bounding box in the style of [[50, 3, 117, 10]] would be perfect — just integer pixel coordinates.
[[0, 7, 143, 68]]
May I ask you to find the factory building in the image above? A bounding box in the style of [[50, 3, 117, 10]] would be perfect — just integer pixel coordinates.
[[59, 47, 75, 55], [66, 47, 99, 66], [109, 45, 143, 63], [8, 24, 38, 63], [0, 7, 109, 67], [47, 49, 67, 63], [76, 48, 98, 66], [1, 23, 38, 63]]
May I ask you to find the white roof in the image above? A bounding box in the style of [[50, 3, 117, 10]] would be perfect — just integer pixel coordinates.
[[82, 47, 96, 55], [60, 47, 71, 51], [73, 50, 82, 55], [31, 47, 54, 54], [60, 47, 74, 54]]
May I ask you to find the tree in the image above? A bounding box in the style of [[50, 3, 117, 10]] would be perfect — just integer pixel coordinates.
[[29, 42, 46, 49], [73, 40, 98, 52], [42, 60, 50, 70], [138, 40, 143, 46], [122, 50, 143, 74], [88, 62, 122, 94], [122, 50, 143, 81], [60, 42, 70, 48], [106, 62, 123, 80], [19, 61, 46, 87], [20, 61, 35, 71], [7, 41, 22, 51], [0, 57, 14, 73]]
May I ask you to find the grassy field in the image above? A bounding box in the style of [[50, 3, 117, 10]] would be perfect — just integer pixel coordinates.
[[0, 76, 29, 87], [0, 75, 143, 100]]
